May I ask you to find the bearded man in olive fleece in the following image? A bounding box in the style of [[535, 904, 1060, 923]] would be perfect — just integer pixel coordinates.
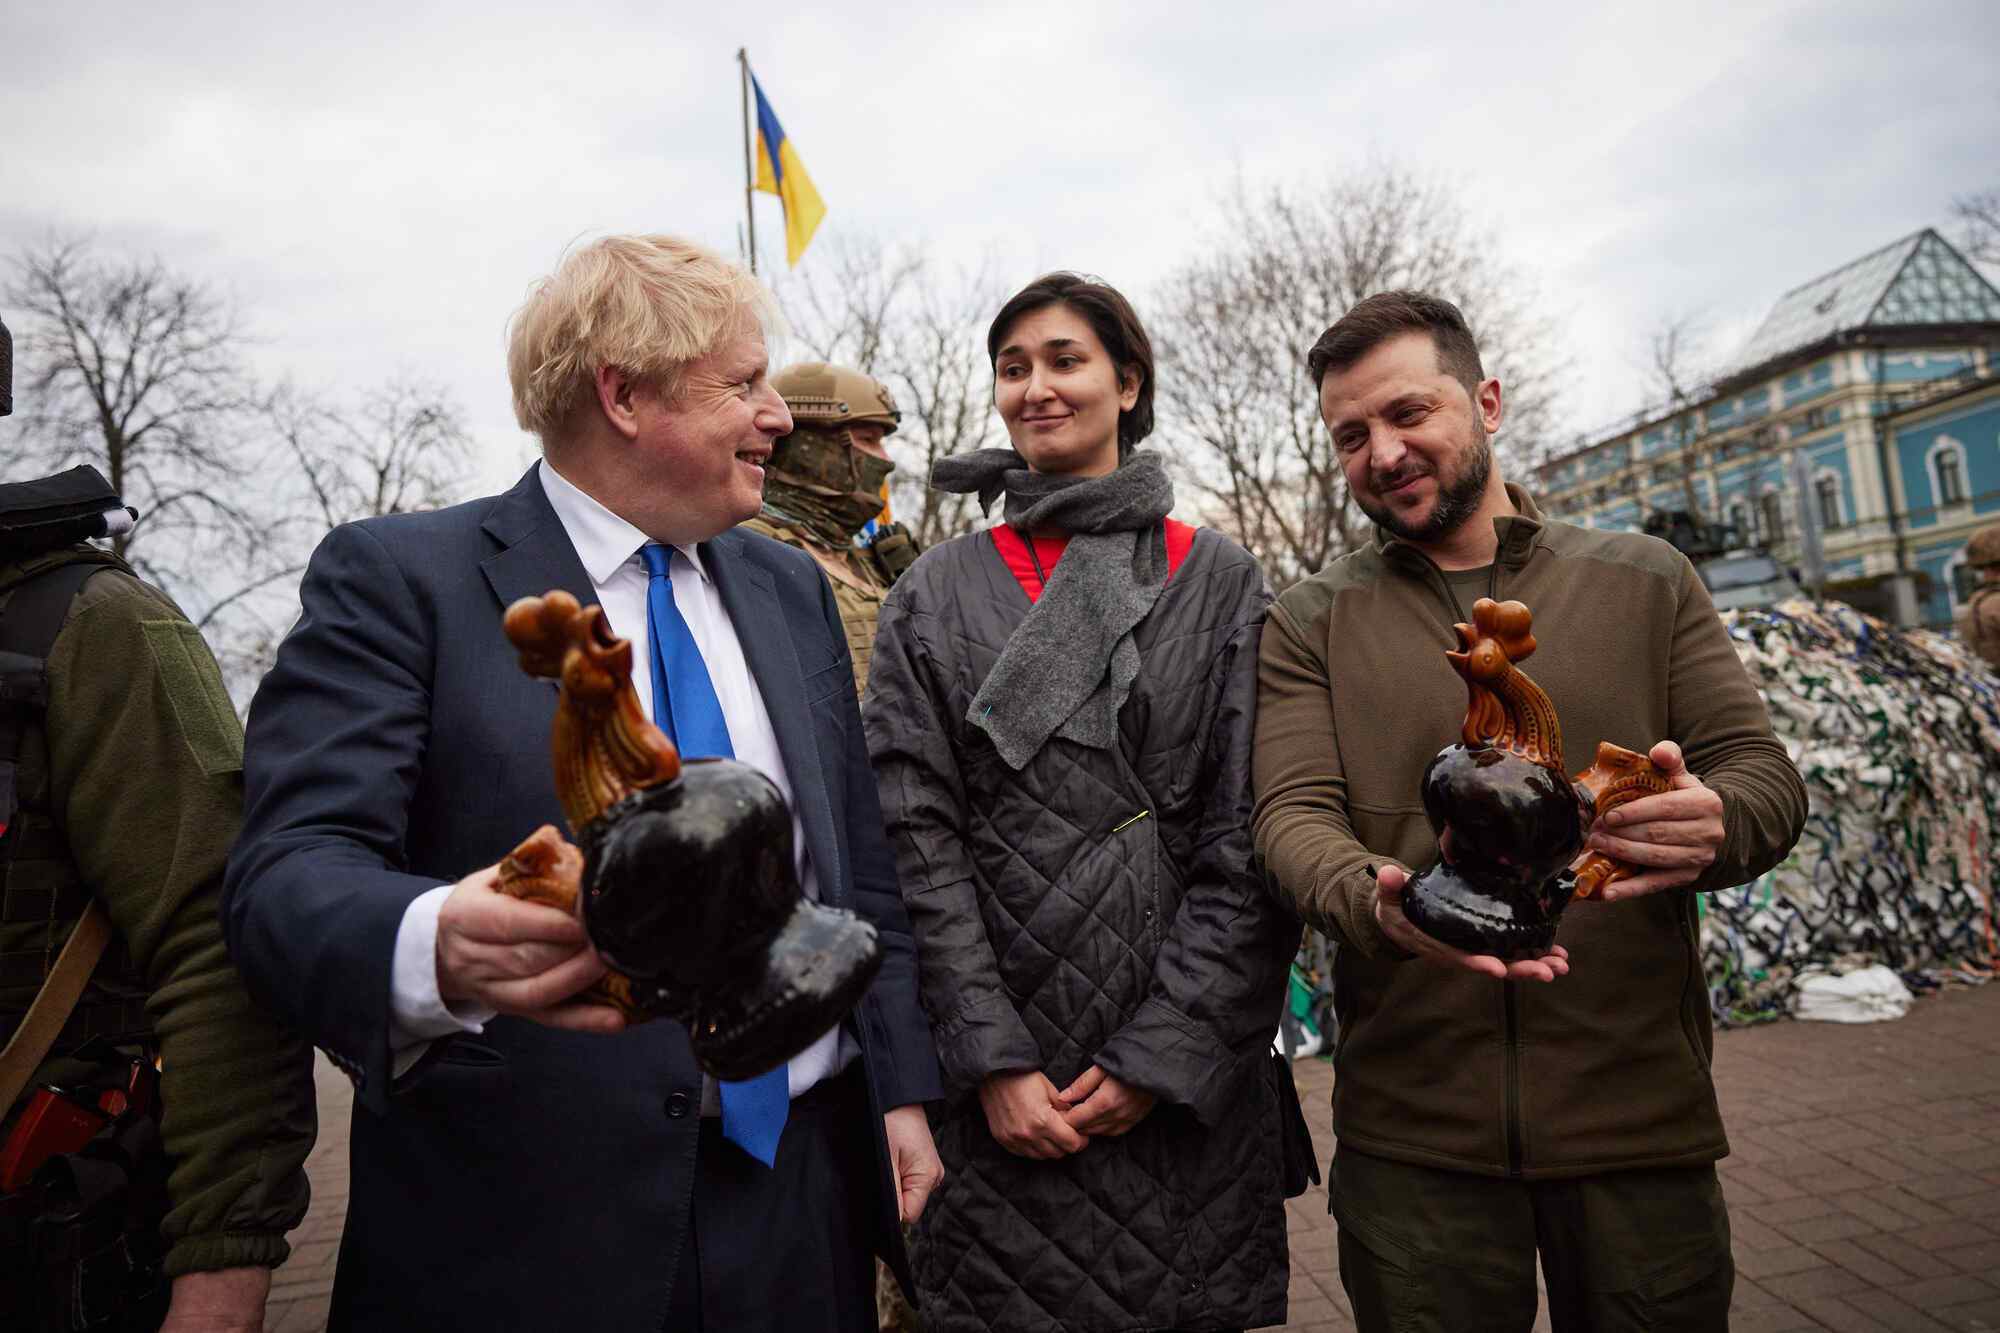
[[1252, 292, 1805, 1332]]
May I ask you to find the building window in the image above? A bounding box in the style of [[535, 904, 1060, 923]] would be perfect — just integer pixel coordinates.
[[1805, 406, 1824, 430], [1926, 437, 1969, 510], [1936, 451, 1965, 505], [1759, 491, 1786, 544], [1814, 475, 1843, 530]]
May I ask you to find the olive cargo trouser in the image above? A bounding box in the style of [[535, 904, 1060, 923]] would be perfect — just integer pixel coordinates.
[[1331, 1148, 1733, 1332]]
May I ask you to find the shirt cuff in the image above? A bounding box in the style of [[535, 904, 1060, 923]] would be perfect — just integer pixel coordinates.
[[389, 884, 496, 1077]]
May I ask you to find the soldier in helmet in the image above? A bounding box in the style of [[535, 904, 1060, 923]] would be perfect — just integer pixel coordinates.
[[1957, 522, 2000, 670], [749, 363, 922, 1331], [746, 362, 919, 695]]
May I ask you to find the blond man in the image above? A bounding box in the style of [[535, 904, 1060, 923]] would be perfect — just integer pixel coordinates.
[[223, 235, 943, 1333]]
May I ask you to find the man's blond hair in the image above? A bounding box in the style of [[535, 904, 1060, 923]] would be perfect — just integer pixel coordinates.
[[507, 234, 776, 444]]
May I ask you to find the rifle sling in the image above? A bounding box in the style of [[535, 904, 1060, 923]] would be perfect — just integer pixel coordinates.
[[0, 899, 113, 1112], [0, 558, 121, 1114]]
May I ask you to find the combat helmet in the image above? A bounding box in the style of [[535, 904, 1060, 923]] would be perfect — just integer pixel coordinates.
[[763, 361, 900, 545], [1967, 522, 2000, 570], [772, 362, 900, 438]]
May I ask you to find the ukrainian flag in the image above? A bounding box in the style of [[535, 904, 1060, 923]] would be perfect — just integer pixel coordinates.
[[751, 74, 826, 267]]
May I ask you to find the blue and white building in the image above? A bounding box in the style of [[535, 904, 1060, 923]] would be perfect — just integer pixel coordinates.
[[1535, 229, 2000, 628]]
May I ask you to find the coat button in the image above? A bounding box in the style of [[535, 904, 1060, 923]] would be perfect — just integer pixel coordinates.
[[664, 1092, 691, 1118]]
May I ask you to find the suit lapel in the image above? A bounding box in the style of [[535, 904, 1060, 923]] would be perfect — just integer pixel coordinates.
[[479, 465, 598, 617], [703, 530, 845, 903], [476, 486, 845, 898]]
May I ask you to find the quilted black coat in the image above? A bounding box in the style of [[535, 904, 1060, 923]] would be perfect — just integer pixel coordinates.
[[864, 526, 1303, 1333]]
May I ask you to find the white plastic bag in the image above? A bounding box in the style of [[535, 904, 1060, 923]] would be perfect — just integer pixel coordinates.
[[1790, 965, 1914, 1024]]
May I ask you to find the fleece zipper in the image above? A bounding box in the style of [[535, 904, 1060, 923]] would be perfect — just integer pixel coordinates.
[[1484, 555, 1523, 1173], [1390, 533, 1526, 1175]]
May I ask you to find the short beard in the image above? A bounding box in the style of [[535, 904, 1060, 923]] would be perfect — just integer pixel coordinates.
[[1357, 429, 1494, 546]]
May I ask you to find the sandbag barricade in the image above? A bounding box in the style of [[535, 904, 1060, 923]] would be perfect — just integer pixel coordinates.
[[1705, 599, 1999, 1024]]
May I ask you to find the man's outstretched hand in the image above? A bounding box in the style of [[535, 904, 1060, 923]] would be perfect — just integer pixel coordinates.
[[1585, 740, 1725, 902], [1373, 864, 1570, 982], [436, 862, 626, 1032]]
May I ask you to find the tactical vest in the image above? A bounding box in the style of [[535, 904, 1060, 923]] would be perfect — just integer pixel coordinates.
[[0, 547, 151, 1055], [742, 518, 889, 697]]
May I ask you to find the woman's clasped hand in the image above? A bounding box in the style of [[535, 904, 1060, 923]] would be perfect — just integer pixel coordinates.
[[977, 1065, 1160, 1158]]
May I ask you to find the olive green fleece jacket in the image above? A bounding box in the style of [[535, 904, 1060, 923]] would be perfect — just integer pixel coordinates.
[[1252, 486, 1806, 1180], [1, 548, 315, 1274]]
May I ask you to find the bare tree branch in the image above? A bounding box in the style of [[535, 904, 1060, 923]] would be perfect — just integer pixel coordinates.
[[5, 236, 477, 701], [1952, 189, 2000, 268], [1642, 310, 1716, 409], [4, 234, 295, 650], [1150, 167, 1567, 588], [1633, 309, 1719, 521], [771, 233, 1005, 547], [6, 237, 263, 565], [266, 375, 473, 531], [193, 562, 309, 630]]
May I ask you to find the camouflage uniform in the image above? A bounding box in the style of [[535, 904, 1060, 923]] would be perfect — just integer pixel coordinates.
[[741, 519, 898, 691], [745, 365, 921, 1332], [1957, 523, 2000, 670], [745, 362, 916, 697], [0, 544, 315, 1279]]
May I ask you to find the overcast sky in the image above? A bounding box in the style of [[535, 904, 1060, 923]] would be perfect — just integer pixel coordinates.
[[6, 0, 1997, 490]]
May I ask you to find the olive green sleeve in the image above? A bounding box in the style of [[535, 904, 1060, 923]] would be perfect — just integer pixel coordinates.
[[44, 574, 315, 1276], [1664, 560, 1809, 892], [1250, 597, 1408, 960]]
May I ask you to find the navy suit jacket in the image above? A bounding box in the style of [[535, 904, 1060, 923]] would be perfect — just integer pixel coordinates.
[[223, 467, 942, 1331]]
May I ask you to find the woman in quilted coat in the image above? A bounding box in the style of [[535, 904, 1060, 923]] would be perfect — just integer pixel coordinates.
[[863, 272, 1309, 1332]]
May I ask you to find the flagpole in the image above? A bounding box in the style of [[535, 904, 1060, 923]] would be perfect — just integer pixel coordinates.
[[737, 47, 758, 275]]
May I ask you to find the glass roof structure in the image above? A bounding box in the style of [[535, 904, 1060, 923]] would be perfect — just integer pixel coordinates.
[[1731, 229, 2000, 374]]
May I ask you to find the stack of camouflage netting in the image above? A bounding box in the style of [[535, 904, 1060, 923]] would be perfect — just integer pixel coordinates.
[[1705, 600, 2000, 1025]]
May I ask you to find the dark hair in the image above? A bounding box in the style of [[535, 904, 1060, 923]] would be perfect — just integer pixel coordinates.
[[986, 272, 1155, 451], [1305, 290, 1485, 398]]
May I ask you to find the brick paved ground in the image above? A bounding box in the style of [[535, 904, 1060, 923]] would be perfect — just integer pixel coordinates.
[[264, 982, 2000, 1332], [262, 1054, 347, 1333]]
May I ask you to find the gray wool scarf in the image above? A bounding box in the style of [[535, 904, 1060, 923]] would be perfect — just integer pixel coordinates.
[[930, 449, 1175, 770]]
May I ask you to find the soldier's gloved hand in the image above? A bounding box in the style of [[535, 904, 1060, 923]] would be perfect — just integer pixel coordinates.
[[870, 523, 920, 582]]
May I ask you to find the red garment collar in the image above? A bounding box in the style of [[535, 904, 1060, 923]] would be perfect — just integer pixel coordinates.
[[991, 520, 1195, 603]]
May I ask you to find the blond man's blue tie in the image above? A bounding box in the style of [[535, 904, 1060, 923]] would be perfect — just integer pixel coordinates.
[[639, 542, 788, 1167]]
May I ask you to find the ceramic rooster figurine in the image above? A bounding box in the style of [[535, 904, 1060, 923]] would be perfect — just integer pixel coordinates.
[[1400, 598, 1673, 960], [491, 590, 882, 1081]]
